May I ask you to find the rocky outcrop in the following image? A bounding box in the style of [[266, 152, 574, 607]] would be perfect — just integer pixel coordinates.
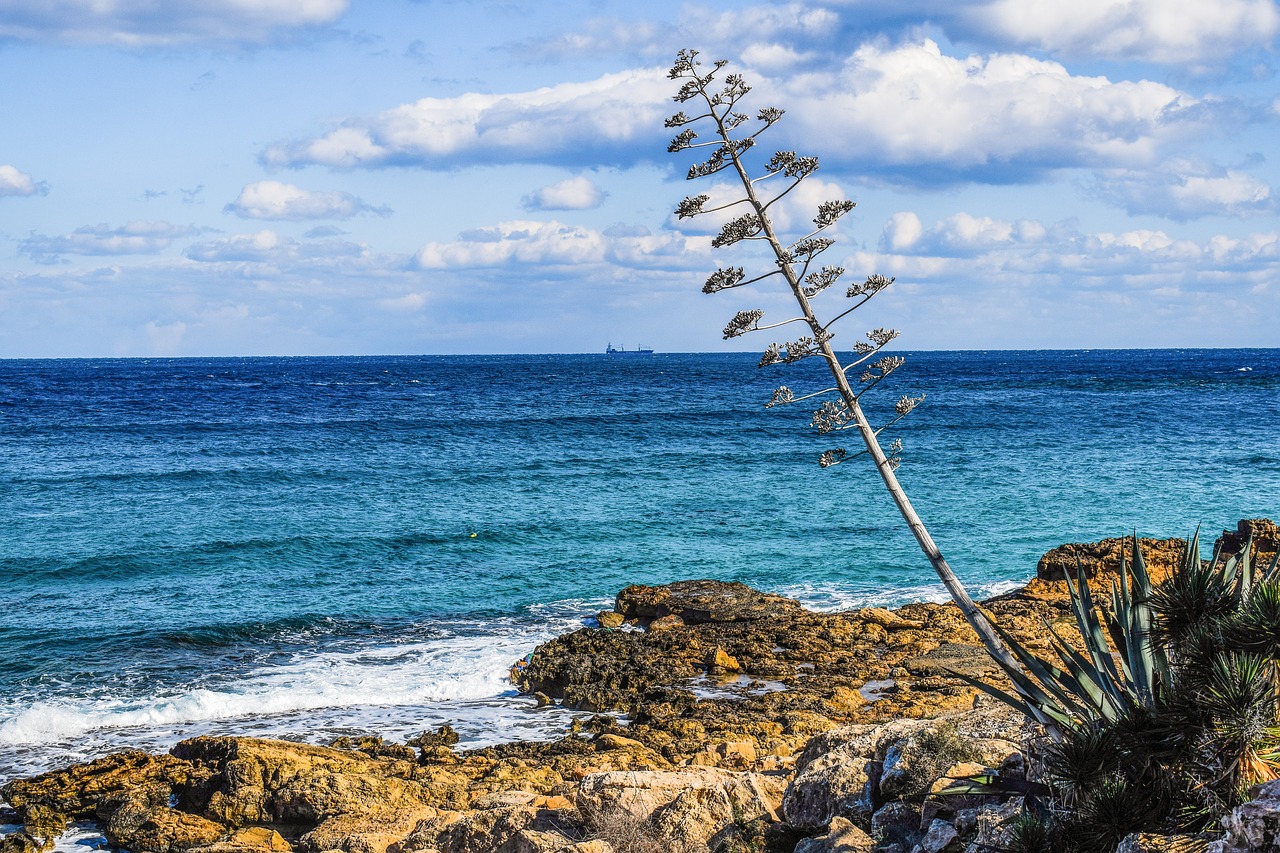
[[1035, 534, 1185, 582], [1210, 779, 1280, 853]]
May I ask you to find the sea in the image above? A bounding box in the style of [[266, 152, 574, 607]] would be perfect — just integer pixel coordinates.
[[1, 349, 1277, 784]]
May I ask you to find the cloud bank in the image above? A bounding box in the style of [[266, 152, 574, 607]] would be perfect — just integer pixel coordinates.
[[0, 0, 349, 45]]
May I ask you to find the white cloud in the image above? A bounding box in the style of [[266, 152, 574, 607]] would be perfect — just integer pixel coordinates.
[[0, 165, 45, 197], [780, 40, 1197, 179], [269, 41, 1201, 184], [0, 0, 348, 46], [522, 176, 607, 211], [184, 229, 369, 264], [968, 0, 1280, 63], [415, 220, 703, 271], [860, 209, 1280, 286], [1093, 160, 1275, 220], [19, 220, 196, 261], [224, 180, 387, 220], [263, 67, 672, 170]]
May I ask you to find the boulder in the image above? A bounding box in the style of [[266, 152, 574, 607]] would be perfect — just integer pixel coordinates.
[[911, 819, 960, 853], [1211, 779, 1280, 853], [871, 802, 921, 850], [615, 580, 804, 626], [170, 737, 439, 829], [576, 768, 782, 845], [0, 751, 191, 820], [188, 827, 293, 853], [299, 807, 438, 853], [793, 816, 873, 853], [1215, 518, 1280, 568]]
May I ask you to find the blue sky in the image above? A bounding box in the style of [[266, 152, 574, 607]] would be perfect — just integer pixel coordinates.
[[1, 0, 1278, 356]]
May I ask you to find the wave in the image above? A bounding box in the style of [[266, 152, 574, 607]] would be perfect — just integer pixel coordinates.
[[0, 602, 596, 759], [776, 578, 1027, 613]]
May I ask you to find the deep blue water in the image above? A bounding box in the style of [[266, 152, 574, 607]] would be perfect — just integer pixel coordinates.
[[1, 350, 1277, 778]]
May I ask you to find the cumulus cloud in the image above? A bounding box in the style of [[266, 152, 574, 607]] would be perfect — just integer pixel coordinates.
[[415, 220, 701, 271], [0, 0, 348, 46], [964, 0, 1280, 64], [780, 40, 1198, 181], [0, 165, 46, 197], [19, 221, 196, 262], [1092, 160, 1275, 220], [262, 67, 672, 170], [267, 41, 1201, 184], [224, 180, 388, 220], [522, 176, 607, 211]]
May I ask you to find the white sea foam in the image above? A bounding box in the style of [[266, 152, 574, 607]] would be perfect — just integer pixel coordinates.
[[777, 577, 1027, 613], [0, 601, 604, 779]]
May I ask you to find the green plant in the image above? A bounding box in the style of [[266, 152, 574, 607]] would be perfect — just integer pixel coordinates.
[[951, 532, 1279, 846]]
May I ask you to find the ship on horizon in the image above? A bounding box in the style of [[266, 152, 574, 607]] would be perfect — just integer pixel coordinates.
[[606, 342, 654, 355]]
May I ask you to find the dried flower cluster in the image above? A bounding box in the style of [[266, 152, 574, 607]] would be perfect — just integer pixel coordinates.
[[802, 266, 844, 298], [712, 213, 762, 248], [818, 448, 848, 468], [703, 267, 745, 293], [722, 309, 763, 340], [861, 356, 905, 383], [811, 400, 853, 434], [848, 274, 894, 299], [765, 386, 795, 408], [758, 331, 832, 367]]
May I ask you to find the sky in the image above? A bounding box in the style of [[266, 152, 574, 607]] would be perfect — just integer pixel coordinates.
[[1, 0, 1278, 357]]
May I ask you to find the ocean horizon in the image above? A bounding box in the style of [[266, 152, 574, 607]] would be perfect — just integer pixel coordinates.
[[2, 348, 1277, 781]]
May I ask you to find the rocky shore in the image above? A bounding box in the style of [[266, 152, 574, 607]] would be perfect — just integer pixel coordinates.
[[3, 521, 1277, 853]]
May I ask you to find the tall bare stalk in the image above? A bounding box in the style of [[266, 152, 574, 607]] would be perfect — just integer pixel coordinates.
[[666, 50, 1025, 681]]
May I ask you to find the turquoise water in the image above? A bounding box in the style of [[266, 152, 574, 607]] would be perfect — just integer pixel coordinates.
[[1, 350, 1276, 778]]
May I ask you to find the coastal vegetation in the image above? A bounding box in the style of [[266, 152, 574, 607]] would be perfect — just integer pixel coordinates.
[[665, 49, 1280, 850]]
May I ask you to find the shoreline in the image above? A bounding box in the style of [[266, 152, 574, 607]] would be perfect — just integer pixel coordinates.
[[3, 522, 1276, 853]]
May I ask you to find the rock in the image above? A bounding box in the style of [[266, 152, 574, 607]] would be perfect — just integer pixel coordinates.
[[495, 829, 586, 853], [0, 834, 43, 853], [299, 808, 437, 853], [406, 727, 459, 750], [1211, 778, 1280, 853], [1, 751, 191, 820], [703, 646, 740, 674], [1117, 833, 1211, 852], [911, 819, 960, 853], [782, 750, 872, 831], [964, 799, 1022, 853], [595, 612, 625, 631], [1215, 518, 1280, 568], [170, 737, 445, 830], [645, 615, 685, 632], [615, 580, 804, 626], [793, 816, 873, 853], [189, 827, 293, 853], [859, 609, 924, 630], [1035, 535, 1184, 582], [14, 804, 65, 849], [576, 768, 782, 845], [419, 806, 541, 853], [902, 643, 996, 680], [871, 802, 921, 851], [106, 803, 227, 853]]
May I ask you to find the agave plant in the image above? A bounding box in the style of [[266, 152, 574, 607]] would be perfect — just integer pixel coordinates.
[[948, 530, 1280, 847]]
